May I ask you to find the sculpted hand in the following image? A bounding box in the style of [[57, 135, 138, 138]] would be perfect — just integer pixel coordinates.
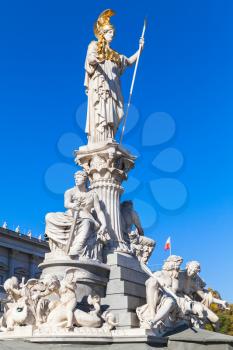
[[98, 225, 107, 235], [139, 37, 145, 51], [222, 301, 230, 310]]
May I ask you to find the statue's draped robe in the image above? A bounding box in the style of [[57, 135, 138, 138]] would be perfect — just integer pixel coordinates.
[[84, 41, 129, 143], [45, 211, 73, 247], [45, 191, 101, 258]]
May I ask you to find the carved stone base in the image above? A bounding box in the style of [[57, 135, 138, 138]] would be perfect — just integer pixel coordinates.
[[101, 252, 148, 328], [39, 252, 110, 300], [1, 328, 233, 350]]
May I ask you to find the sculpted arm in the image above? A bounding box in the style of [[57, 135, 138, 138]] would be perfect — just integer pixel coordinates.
[[196, 289, 229, 309], [64, 189, 76, 210], [127, 38, 145, 65], [87, 42, 101, 66], [132, 210, 144, 235], [88, 54, 98, 66], [195, 289, 206, 300], [11, 288, 22, 297], [145, 272, 165, 320]]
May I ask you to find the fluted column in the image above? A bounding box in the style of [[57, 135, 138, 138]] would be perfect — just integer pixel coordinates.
[[91, 179, 125, 251], [75, 142, 136, 253]]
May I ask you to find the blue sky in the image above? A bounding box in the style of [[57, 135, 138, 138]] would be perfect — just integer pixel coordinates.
[[0, 1, 233, 301]]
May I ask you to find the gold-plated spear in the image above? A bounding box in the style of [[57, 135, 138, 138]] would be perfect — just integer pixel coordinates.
[[120, 18, 147, 144]]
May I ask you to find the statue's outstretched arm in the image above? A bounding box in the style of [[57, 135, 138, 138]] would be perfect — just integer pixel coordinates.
[[198, 289, 229, 309], [127, 38, 145, 65], [196, 289, 206, 300]]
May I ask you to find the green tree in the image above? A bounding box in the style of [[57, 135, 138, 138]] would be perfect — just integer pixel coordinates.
[[205, 289, 233, 336]]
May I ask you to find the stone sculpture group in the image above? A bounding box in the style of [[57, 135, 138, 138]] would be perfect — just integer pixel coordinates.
[[0, 271, 116, 333], [137, 256, 228, 334], [0, 254, 228, 336], [0, 8, 229, 343]]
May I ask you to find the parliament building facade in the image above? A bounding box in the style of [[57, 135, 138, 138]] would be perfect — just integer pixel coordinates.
[[0, 227, 49, 311]]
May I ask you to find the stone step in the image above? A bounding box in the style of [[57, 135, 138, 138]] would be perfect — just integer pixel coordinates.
[[102, 294, 145, 311], [108, 265, 148, 285], [106, 253, 146, 274], [106, 279, 146, 297], [115, 311, 139, 328]]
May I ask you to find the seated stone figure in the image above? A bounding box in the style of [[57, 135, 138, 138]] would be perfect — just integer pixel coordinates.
[[178, 261, 229, 329], [137, 255, 183, 330], [120, 200, 155, 263], [137, 256, 229, 333], [45, 170, 109, 261]]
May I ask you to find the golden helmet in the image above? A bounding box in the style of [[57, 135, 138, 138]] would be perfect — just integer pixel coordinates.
[[94, 9, 115, 40]]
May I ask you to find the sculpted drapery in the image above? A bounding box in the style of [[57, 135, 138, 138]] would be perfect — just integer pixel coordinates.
[[84, 41, 129, 143], [45, 171, 108, 261]]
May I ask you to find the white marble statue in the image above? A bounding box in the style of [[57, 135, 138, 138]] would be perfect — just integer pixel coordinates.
[[46, 268, 81, 330], [0, 269, 117, 334], [178, 261, 229, 329], [84, 9, 144, 143], [0, 277, 36, 330], [29, 275, 61, 326], [2, 276, 22, 303], [137, 255, 183, 331], [45, 171, 109, 260], [137, 256, 229, 334], [120, 200, 155, 263]]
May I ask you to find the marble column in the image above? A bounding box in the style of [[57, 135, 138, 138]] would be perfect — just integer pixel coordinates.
[[75, 141, 136, 253], [91, 180, 124, 250]]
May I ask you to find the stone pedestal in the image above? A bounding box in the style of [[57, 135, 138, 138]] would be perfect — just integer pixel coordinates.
[[1, 328, 233, 349], [101, 252, 148, 328], [39, 252, 110, 301], [168, 327, 233, 350], [75, 141, 136, 253]]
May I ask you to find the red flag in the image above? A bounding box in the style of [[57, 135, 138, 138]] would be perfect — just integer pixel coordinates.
[[164, 237, 171, 251]]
